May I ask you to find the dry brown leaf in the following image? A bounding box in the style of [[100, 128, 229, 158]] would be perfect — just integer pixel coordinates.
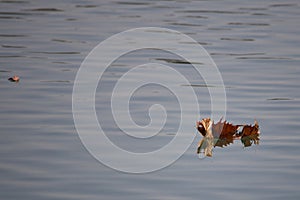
[[240, 120, 259, 136], [213, 118, 240, 137], [212, 118, 240, 147], [196, 118, 212, 136], [196, 118, 260, 155], [240, 120, 260, 147]]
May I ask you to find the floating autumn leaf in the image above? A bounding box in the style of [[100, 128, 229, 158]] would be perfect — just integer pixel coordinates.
[[196, 118, 260, 157], [241, 133, 259, 147], [214, 118, 241, 137], [213, 118, 242, 147], [196, 118, 214, 157], [240, 120, 259, 136], [214, 135, 234, 148], [197, 137, 215, 157], [240, 120, 260, 147], [196, 118, 212, 137]]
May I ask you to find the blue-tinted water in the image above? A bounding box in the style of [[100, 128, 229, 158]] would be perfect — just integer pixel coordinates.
[[0, 0, 300, 199]]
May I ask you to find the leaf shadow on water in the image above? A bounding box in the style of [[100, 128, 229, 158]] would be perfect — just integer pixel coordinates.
[[196, 118, 260, 157]]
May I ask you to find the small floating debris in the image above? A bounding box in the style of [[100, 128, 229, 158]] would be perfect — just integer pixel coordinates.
[[40, 80, 70, 83], [267, 97, 293, 101], [196, 118, 260, 157], [8, 75, 20, 82], [155, 58, 203, 65]]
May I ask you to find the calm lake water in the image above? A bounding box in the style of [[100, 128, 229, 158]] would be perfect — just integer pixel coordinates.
[[1, 0, 300, 199]]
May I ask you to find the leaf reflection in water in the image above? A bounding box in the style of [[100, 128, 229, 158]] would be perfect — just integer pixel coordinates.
[[196, 118, 260, 157]]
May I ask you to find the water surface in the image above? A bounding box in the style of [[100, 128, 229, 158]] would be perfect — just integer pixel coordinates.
[[0, 0, 300, 199]]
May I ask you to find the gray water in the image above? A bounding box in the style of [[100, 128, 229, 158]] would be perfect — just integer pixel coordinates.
[[1, 0, 300, 199]]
